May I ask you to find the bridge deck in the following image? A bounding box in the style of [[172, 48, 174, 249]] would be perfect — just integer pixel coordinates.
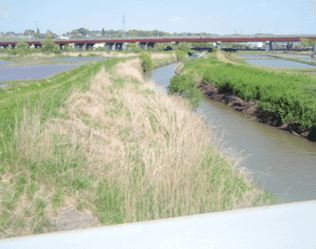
[[1, 35, 316, 46]]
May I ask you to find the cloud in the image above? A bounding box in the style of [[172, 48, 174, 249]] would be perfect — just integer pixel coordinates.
[[259, 3, 266, 8], [169, 17, 184, 23]]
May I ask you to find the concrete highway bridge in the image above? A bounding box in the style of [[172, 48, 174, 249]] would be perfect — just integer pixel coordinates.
[[1, 34, 316, 52]]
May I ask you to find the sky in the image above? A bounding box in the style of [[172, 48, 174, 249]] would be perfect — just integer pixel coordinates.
[[0, 0, 315, 35]]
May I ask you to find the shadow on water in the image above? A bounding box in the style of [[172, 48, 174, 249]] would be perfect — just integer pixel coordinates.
[[147, 62, 316, 204]]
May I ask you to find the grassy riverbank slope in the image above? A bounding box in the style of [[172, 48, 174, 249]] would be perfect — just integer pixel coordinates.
[[0, 54, 275, 238], [170, 52, 316, 140]]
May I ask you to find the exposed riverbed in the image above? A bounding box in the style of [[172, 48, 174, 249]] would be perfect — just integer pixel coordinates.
[[147, 63, 316, 204]]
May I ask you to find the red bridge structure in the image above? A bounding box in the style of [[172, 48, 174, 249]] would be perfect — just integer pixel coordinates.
[[1, 34, 316, 52]]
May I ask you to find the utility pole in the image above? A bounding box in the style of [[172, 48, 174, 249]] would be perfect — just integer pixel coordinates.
[[122, 15, 125, 37], [35, 20, 38, 39]]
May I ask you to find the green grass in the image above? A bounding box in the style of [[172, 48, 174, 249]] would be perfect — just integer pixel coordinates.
[[174, 53, 316, 135], [202, 61, 316, 129]]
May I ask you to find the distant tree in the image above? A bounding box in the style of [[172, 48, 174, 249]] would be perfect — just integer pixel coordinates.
[[24, 29, 35, 36], [101, 28, 106, 36], [77, 28, 90, 36], [75, 34, 84, 38], [44, 30, 55, 39], [37, 28, 40, 34], [300, 38, 316, 47], [71, 30, 79, 35]]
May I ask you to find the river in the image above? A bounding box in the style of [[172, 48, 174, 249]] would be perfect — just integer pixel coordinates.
[[146, 63, 316, 204]]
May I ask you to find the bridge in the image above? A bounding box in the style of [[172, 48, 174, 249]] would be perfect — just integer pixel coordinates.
[[1, 34, 316, 52], [1, 200, 315, 249]]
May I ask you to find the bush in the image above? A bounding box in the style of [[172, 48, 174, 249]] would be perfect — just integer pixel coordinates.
[[177, 42, 191, 52], [41, 39, 56, 51], [16, 42, 30, 51], [7, 49, 18, 55], [168, 74, 202, 110], [133, 47, 142, 53], [126, 43, 142, 53], [62, 44, 75, 52], [52, 46, 61, 54], [175, 50, 187, 62], [139, 51, 153, 72], [201, 62, 316, 129]]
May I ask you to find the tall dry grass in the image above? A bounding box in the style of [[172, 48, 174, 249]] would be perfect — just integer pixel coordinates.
[[0, 57, 274, 237]]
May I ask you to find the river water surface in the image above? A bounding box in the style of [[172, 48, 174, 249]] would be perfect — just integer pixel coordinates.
[[146, 63, 316, 204]]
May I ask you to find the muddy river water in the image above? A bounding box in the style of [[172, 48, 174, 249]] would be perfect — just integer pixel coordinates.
[[146, 63, 316, 204]]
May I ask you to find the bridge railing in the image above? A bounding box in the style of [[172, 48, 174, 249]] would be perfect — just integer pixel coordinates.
[[1, 34, 316, 43]]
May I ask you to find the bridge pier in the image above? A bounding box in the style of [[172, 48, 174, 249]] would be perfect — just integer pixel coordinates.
[[115, 43, 123, 51], [139, 42, 147, 50], [286, 42, 291, 51], [148, 42, 155, 49], [85, 43, 95, 51], [75, 43, 84, 51], [312, 44, 316, 58], [59, 44, 65, 50], [34, 44, 41, 49], [216, 41, 221, 51], [106, 43, 115, 51], [265, 41, 272, 52]]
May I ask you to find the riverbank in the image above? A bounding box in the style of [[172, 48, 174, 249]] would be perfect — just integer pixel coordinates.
[[197, 83, 309, 138], [173, 52, 316, 141], [0, 54, 276, 238]]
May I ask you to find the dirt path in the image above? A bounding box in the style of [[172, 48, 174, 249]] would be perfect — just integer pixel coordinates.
[[215, 51, 239, 65], [197, 51, 207, 58]]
